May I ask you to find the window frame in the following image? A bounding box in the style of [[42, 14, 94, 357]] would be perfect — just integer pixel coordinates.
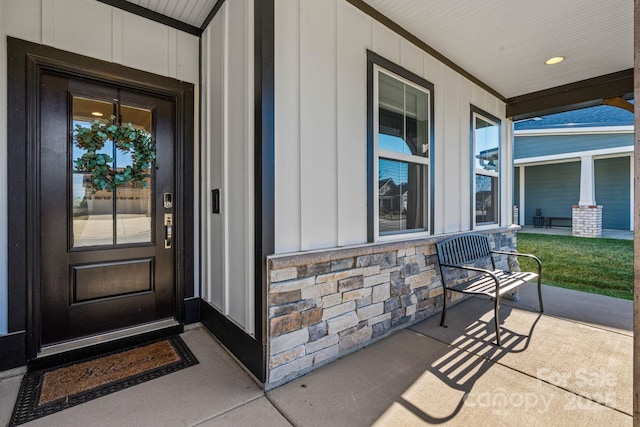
[[470, 105, 502, 229], [367, 51, 435, 242]]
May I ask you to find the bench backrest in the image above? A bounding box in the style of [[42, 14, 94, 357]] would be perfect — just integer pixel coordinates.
[[436, 233, 493, 267]]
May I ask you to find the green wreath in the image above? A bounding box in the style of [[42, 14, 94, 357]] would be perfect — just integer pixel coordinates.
[[73, 115, 156, 192]]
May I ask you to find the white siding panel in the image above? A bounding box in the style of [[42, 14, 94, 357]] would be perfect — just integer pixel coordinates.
[[209, 18, 225, 311], [3, 0, 41, 43], [200, 26, 211, 306], [52, 0, 113, 62], [41, 0, 55, 46], [176, 32, 200, 84], [400, 40, 423, 77], [167, 28, 178, 79], [226, 0, 251, 329], [442, 72, 462, 233], [200, 0, 254, 334], [336, 1, 370, 246], [299, 0, 338, 250], [202, 20, 225, 311], [431, 62, 446, 235], [112, 8, 124, 63], [274, 0, 301, 253], [472, 84, 489, 113], [459, 79, 473, 231], [372, 22, 400, 64], [121, 14, 170, 77], [502, 116, 512, 226], [274, 0, 511, 251], [423, 52, 443, 87]]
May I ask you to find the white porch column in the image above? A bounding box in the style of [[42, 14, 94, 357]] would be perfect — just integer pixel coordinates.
[[578, 155, 596, 206], [573, 155, 602, 238], [519, 166, 525, 225]]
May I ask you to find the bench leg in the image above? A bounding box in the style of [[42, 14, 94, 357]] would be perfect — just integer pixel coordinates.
[[494, 296, 501, 346], [440, 289, 448, 327], [537, 276, 544, 313]]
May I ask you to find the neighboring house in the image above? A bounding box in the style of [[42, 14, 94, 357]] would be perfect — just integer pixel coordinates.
[[0, 0, 633, 390], [514, 105, 633, 230]]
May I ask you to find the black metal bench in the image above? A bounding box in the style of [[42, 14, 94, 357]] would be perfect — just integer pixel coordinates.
[[436, 233, 543, 345], [546, 217, 572, 228]]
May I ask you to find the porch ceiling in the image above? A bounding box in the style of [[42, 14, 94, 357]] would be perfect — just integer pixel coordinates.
[[362, 0, 633, 100], [123, 0, 217, 28]]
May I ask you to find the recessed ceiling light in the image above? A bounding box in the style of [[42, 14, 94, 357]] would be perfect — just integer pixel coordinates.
[[545, 56, 565, 65], [91, 111, 104, 117]]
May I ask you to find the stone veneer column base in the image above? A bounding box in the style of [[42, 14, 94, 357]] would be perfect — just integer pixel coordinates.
[[264, 228, 519, 389], [572, 205, 602, 238]]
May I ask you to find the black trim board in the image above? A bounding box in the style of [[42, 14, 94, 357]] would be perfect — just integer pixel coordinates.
[[200, 300, 265, 382], [0, 332, 27, 371], [7, 37, 194, 358], [254, 0, 275, 347], [6, 39, 28, 333], [506, 69, 634, 120], [184, 297, 201, 324], [95, 0, 201, 36], [366, 50, 435, 242]]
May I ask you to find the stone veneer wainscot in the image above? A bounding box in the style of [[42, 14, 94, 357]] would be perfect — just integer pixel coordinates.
[[265, 227, 519, 388]]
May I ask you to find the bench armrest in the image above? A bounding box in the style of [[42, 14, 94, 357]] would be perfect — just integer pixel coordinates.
[[491, 251, 542, 275]]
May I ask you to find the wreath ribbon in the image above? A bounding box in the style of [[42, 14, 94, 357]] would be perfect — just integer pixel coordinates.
[[73, 115, 156, 192]]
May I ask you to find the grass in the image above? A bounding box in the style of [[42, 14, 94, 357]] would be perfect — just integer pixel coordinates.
[[516, 232, 633, 300]]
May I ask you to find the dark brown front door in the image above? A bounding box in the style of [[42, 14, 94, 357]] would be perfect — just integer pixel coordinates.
[[39, 72, 176, 346]]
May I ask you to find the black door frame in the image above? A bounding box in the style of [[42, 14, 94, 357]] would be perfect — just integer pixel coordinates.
[[7, 37, 194, 359]]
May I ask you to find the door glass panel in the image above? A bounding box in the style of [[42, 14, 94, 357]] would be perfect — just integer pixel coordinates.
[[72, 173, 114, 246], [116, 105, 153, 244], [71, 99, 154, 247], [72, 97, 115, 247]]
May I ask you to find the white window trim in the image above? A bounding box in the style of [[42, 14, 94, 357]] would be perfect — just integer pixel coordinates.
[[472, 111, 501, 229], [373, 65, 431, 241]]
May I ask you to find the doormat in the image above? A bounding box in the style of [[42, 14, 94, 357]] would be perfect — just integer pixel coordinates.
[[9, 335, 198, 426]]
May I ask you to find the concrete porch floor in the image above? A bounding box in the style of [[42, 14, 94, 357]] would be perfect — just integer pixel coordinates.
[[0, 285, 632, 426], [518, 225, 633, 240]]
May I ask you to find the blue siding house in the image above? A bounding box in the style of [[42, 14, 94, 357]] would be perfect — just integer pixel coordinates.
[[514, 105, 633, 230]]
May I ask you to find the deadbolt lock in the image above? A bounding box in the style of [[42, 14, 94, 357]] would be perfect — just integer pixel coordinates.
[[163, 192, 173, 209]]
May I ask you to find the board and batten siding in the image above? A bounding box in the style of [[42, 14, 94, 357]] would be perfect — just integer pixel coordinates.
[[514, 133, 633, 159], [524, 162, 580, 225], [0, 0, 199, 335], [274, 0, 512, 254], [200, 0, 255, 334], [595, 156, 631, 230]]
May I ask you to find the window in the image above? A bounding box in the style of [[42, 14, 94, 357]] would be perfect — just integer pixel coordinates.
[[471, 107, 501, 227], [368, 54, 434, 240]]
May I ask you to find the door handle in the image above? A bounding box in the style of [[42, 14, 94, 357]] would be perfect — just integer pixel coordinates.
[[164, 214, 173, 249]]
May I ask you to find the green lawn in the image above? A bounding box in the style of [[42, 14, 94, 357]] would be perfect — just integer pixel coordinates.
[[516, 233, 633, 300]]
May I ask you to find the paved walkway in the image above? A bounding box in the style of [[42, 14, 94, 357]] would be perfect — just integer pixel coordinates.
[[0, 285, 632, 426]]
